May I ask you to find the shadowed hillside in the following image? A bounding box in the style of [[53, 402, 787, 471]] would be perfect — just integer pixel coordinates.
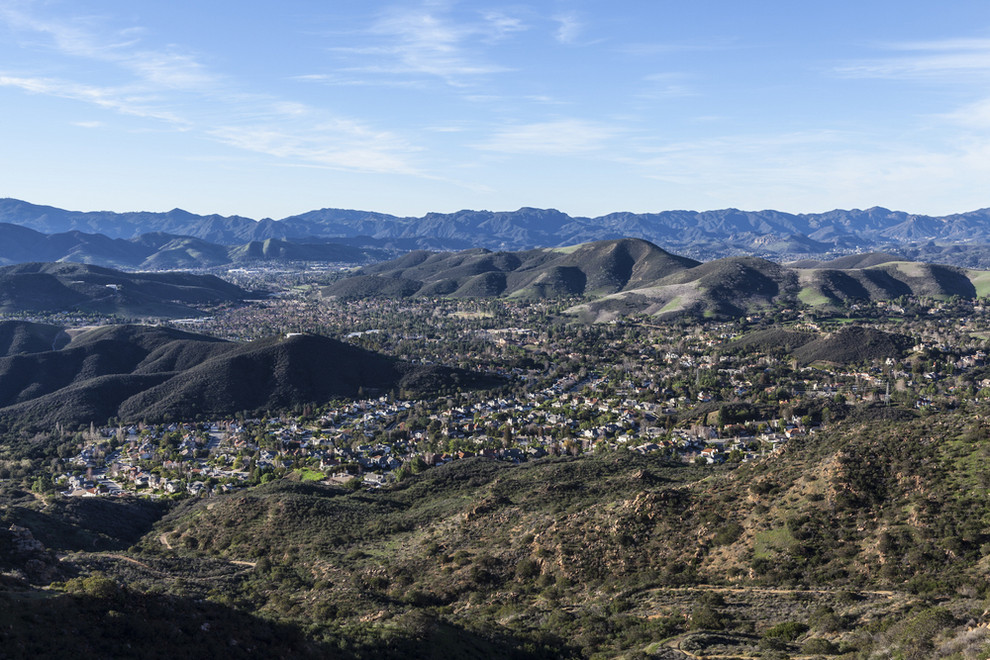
[[0, 321, 69, 356], [792, 326, 914, 365], [0, 325, 497, 429], [0, 262, 251, 318]]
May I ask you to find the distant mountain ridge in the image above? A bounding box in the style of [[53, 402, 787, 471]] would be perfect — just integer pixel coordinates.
[[4, 198, 990, 260], [0, 223, 386, 269]]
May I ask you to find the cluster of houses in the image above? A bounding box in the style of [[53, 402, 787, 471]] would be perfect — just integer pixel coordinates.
[[48, 295, 990, 499], [56, 368, 822, 499]]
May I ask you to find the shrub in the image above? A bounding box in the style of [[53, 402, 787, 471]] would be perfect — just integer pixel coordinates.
[[809, 605, 844, 633], [763, 620, 809, 642], [713, 522, 744, 546], [515, 558, 541, 580], [802, 637, 840, 655], [689, 604, 725, 631]]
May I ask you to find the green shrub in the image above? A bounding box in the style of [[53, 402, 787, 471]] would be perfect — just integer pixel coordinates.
[[712, 521, 744, 546], [689, 604, 725, 631], [802, 637, 840, 655], [515, 558, 541, 580], [809, 605, 844, 633], [763, 620, 809, 642]]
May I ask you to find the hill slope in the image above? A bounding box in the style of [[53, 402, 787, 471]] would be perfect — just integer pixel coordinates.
[[573, 257, 988, 321], [323, 239, 699, 299], [116, 404, 990, 658], [325, 242, 990, 320], [0, 262, 250, 318], [0, 321, 69, 356], [791, 326, 915, 364], [0, 325, 494, 428]]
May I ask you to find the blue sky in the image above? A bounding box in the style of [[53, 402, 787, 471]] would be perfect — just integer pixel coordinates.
[[3, 0, 990, 220]]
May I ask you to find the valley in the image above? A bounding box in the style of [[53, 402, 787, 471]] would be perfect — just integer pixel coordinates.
[[5, 0, 988, 655], [3, 258, 990, 658]]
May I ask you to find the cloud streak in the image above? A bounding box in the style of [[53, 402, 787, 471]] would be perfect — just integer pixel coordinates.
[[0, 74, 188, 124], [475, 118, 619, 155], [327, 4, 526, 85], [0, 2, 423, 175], [836, 37, 990, 81]]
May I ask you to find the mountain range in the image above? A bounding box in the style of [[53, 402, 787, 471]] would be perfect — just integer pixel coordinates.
[[0, 323, 494, 429], [324, 238, 990, 321], [0, 222, 386, 270], [5, 197, 990, 261]]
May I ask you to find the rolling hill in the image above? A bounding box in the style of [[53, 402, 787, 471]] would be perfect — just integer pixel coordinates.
[[0, 320, 69, 356], [0, 325, 494, 429], [574, 256, 984, 321], [325, 239, 990, 321], [791, 326, 914, 365], [323, 239, 699, 299], [0, 262, 251, 318]]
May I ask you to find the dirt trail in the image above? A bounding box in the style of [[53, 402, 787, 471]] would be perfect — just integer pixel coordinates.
[[99, 554, 155, 571]]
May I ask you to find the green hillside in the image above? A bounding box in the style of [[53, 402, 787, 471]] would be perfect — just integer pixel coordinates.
[[323, 238, 700, 300], [326, 241, 990, 321]]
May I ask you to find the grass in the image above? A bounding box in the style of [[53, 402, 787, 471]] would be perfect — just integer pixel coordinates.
[[797, 287, 830, 307], [547, 245, 582, 254], [293, 468, 326, 482], [752, 527, 798, 560], [890, 262, 926, 278], [966, 270, 990, 298], [659, 297, 684, 313]]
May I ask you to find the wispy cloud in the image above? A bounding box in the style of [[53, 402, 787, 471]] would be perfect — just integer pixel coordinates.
[[0, 74, 188, 124], [290, 72, 427, 89], [480, 10, 526, 42], [327, 4, 526, 85], [945, 97, 990, 129], [0, 3, 423, 176], [553, 13, 582, 45], [636, 73, 696, 99], [836, 37, 990, 81], [0, 2, 218, 91], [475, 118, 619, 155], [207, 122, 418, 175]]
